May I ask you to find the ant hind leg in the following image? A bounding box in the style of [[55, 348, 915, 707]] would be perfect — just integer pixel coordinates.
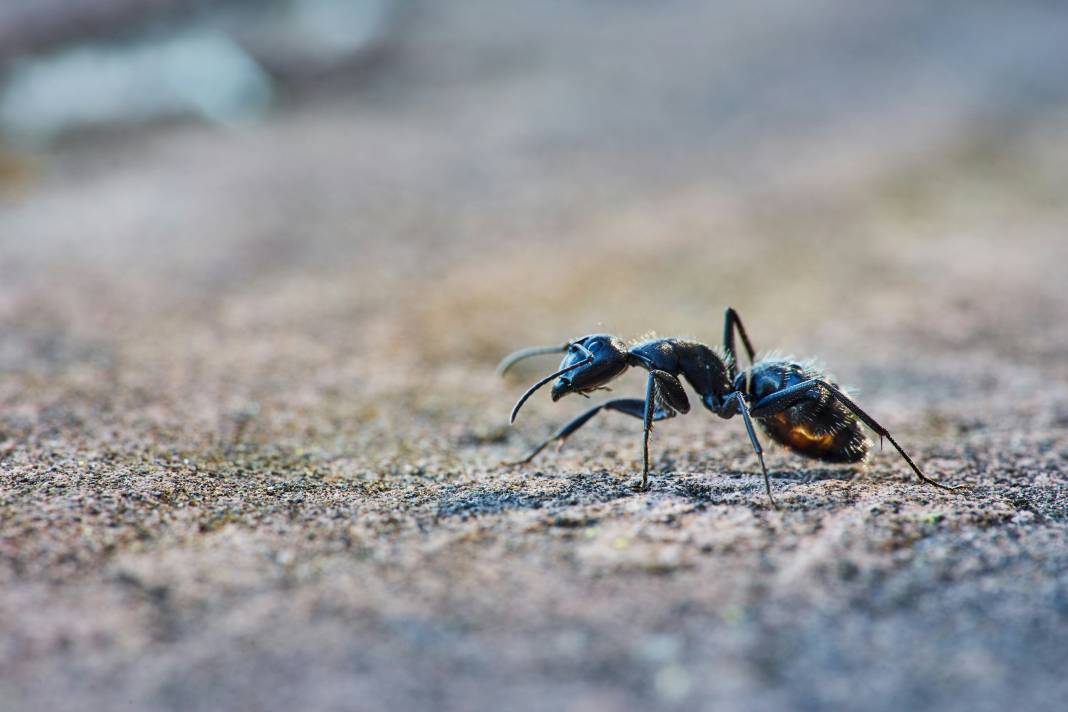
[[749, 379, 966, 492]]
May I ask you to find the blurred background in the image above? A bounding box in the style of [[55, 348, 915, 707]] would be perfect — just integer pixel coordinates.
[[2, 1, 1068, 710]]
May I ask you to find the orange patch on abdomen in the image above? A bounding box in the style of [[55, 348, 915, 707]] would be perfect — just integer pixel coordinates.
[[782, 425, 837, 451], [761, 412, 867, 463], [766, 413, 834, 452]]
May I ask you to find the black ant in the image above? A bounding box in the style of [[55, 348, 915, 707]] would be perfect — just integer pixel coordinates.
[[497, 307, 964, 508]]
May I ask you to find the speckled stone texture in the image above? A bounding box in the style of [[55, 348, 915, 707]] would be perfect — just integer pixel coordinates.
[[2, 2, 1068, 711]]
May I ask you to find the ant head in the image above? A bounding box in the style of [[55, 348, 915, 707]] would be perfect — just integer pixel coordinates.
[[500, 334, 629, 424], [550, 334, 628, 401]]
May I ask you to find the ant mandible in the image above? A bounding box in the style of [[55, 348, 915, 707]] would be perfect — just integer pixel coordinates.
[[497, 307, 965, 508]]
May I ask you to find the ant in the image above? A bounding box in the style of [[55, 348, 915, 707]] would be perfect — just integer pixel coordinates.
[[497, 307, 964, 508]]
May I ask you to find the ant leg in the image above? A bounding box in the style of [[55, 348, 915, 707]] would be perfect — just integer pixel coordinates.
[[749, 379, 965, 492], [723, 392, 778, 509], [506, 398, 674, 466], [723, 307, 758, 380], [641, 373, 656, 490], [638, 370, 690, 489]]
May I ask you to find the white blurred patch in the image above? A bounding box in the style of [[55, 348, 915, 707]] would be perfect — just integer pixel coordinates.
[[0, 27, 272, 146], [235, 0, 395, 71]]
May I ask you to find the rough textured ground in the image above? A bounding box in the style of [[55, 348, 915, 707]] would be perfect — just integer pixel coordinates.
[[2, 2, 1068, 710]]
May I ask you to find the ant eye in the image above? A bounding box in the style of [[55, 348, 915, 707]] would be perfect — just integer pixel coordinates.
[[589, 342, 601, 353]]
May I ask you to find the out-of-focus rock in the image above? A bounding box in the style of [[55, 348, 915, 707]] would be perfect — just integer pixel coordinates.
[[0, 0, 399, 146], [224, 0, 398, 77], [0, 28, 272, 145]]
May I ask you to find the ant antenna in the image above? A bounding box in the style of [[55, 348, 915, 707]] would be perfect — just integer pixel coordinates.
[[496, 343, 569, 376], [510, 344, 593, 423]]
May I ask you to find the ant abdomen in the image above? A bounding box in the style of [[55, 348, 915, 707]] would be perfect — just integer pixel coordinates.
[[741, 360, 869, 464]]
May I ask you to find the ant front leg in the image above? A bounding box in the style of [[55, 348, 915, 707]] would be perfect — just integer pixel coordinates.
[[639, 370, 690, 490], [641, 374, 656, 489], [639, 370, 691, 489]]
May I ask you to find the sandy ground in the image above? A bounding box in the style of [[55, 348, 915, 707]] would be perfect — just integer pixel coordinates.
[[2, 2, 1068, 710]]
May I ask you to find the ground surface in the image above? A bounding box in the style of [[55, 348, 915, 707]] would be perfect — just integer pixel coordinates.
[[2, 2, 1068, 710]]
